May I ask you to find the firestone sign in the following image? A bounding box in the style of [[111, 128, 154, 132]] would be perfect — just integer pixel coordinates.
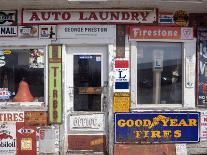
[[22, 9, 157, 24]]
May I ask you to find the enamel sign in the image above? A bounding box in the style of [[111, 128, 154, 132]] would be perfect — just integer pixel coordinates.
[[0, 10, 17, 25], [0, 26, 17, 37]]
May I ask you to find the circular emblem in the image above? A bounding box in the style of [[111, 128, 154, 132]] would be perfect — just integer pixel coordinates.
[[173, 10, 189, 26]]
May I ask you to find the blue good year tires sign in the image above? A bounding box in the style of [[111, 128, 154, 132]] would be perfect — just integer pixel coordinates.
[[115, 112, 199, 143]]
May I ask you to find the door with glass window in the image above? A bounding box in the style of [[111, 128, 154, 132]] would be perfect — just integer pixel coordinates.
[[65, 46, 108, 112]]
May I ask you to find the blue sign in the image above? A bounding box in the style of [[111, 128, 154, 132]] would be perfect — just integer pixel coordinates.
[[115, 112, 199, 143]]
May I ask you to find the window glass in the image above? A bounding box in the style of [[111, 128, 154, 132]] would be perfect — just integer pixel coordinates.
[[0, 49, 44, 102], [137, 42, 182, 104], [74, 55, 101, 111]]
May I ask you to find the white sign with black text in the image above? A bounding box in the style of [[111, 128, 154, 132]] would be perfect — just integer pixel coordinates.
[[0, 26, 17, 37], [201, 111, 207, 140]]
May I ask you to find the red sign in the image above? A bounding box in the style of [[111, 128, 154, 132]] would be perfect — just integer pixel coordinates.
[[129, 26, 181, 40], [16, 122, 37, 155], [68, 135, 106, 152]]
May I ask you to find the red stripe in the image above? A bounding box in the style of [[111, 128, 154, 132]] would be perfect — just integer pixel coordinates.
[[115, 60, 128, 68]]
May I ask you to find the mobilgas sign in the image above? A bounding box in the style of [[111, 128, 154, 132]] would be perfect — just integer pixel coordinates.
[[115, 112, 199, 143], [0, 10, 17, 25]]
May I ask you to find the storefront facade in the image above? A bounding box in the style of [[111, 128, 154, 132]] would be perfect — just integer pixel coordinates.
[[0, 5, 206, 155]]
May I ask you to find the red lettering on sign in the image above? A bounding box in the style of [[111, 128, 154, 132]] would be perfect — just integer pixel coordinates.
[[29, 12, 40, 21]]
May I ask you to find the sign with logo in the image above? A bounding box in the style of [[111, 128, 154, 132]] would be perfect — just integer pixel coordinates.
[[18, 26, 38, 38], [48, 45, 62, 124], [115, 112, 199, 143], [57, 25, 115, 39], [0, 10, 17, 25], [68, 135, 106, 152], [68, 113, 105, 132], [113, 92, 130, 112], [16, 122, 36, 155], [197, 28, 207, 106], [115, 60, 129, 91], [129, 26, 193, 40], [0, 123, 16, 155], [173, 10, 189, 26], [0, 88, 12, 100], [0, 26, 17, 37], [39, 25, 56, 39], [159, 12, 174, 24], [24, 111, 48, 126], [22, 9, 157, 24], [0, 112, 24, 122], [200, 111, 207, 140]]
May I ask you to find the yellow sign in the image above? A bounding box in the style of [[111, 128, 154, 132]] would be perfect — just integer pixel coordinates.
[[113, 92, 130, 112], [3, 50, 12, 55]]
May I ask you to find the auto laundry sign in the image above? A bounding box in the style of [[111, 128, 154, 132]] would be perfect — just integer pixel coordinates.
[[129, 26, 193, 40], [22, 9, 157, 24], [115, 112, 199, 143]]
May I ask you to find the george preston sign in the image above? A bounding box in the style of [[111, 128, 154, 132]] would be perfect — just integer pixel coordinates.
[[22, 9, 157, 24]]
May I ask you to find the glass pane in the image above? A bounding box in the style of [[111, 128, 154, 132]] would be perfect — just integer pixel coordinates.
[[137, 42, 182, 104], [0, 49, 44, 102], [74, 55, 101, 111]]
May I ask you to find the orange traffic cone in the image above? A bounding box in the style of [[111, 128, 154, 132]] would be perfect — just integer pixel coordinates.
[[13, 80, 34, 102]]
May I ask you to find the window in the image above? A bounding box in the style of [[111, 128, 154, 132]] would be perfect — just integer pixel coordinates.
[[0, 49, 45, 103], [136, 42, 182, 104]]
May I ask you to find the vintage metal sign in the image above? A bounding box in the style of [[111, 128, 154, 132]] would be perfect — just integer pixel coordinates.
[[18, 26, 38, 38], [173, 10, 189, 27], [197, 28, 207, 106], [48, 45, 62, 123], [22, 9, 157, 24], [201, 111, 207, 140], [159, 12, 174, 24], [0, 26, 17, 37], [0, 10, 17, 25], [115, 112, 199, 143], [116, 25, 126, 58], [39, 25, 56, 39], [0, 123, 16, 155], [0, 112, 24, 122], [68, 113, 105, 132], [16, 122, 36, 155], [24, 111, 48, 126], [113, 92, 130, 113], [68, 135, 106, 152], [57, 25, 115, 39]]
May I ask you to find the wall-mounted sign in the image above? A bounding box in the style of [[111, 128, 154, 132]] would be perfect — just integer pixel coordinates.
[[22, 9, 157, 24], [57, 25, 115, 39], [116, 25, 126, 58], [0, 88, 11, 100], [115, 112, 199, 143], [0, 123, 16, 154], [113, 92, 130, 112], [115, 60, 129, 91], [39, 25, 56, 39], [18, 26, 38, 38], [48, 45, 62, 124], [68, 113, 105, 132], [129, 26, 193, 40], [173, 10, 189, 26], [0, 10, 17, 25], [0, 26, 17, 37], [24, 111, 48, 126], [68, 135, 106, 152], [197, 28, 207, 106], [159, 12, 174, 24], [185, 56, 195, 88], [201, 111, 207, 140], [0, 112, 24, 122], [16, 122, 36, 155]]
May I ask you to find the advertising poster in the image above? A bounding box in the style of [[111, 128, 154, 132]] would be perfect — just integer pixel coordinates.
[[16, 122, 36, 155], [0, 123, 16, 155], [197, 28, 207, 106], [115, 112, 199, 143]]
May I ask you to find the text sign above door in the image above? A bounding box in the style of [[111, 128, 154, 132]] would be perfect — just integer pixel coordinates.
[[22, 9, 157, 24]]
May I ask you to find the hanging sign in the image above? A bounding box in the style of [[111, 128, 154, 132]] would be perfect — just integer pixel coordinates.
[[22, 9, 157, 24], [48, 45, 62, 124], [0, 26, 17, 37], [115, 112, 199, 143], [0, 10, 17, 25], [129, 26, 193, 40], [0, 123, 16, 155], [197, 28, 207, 106]]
